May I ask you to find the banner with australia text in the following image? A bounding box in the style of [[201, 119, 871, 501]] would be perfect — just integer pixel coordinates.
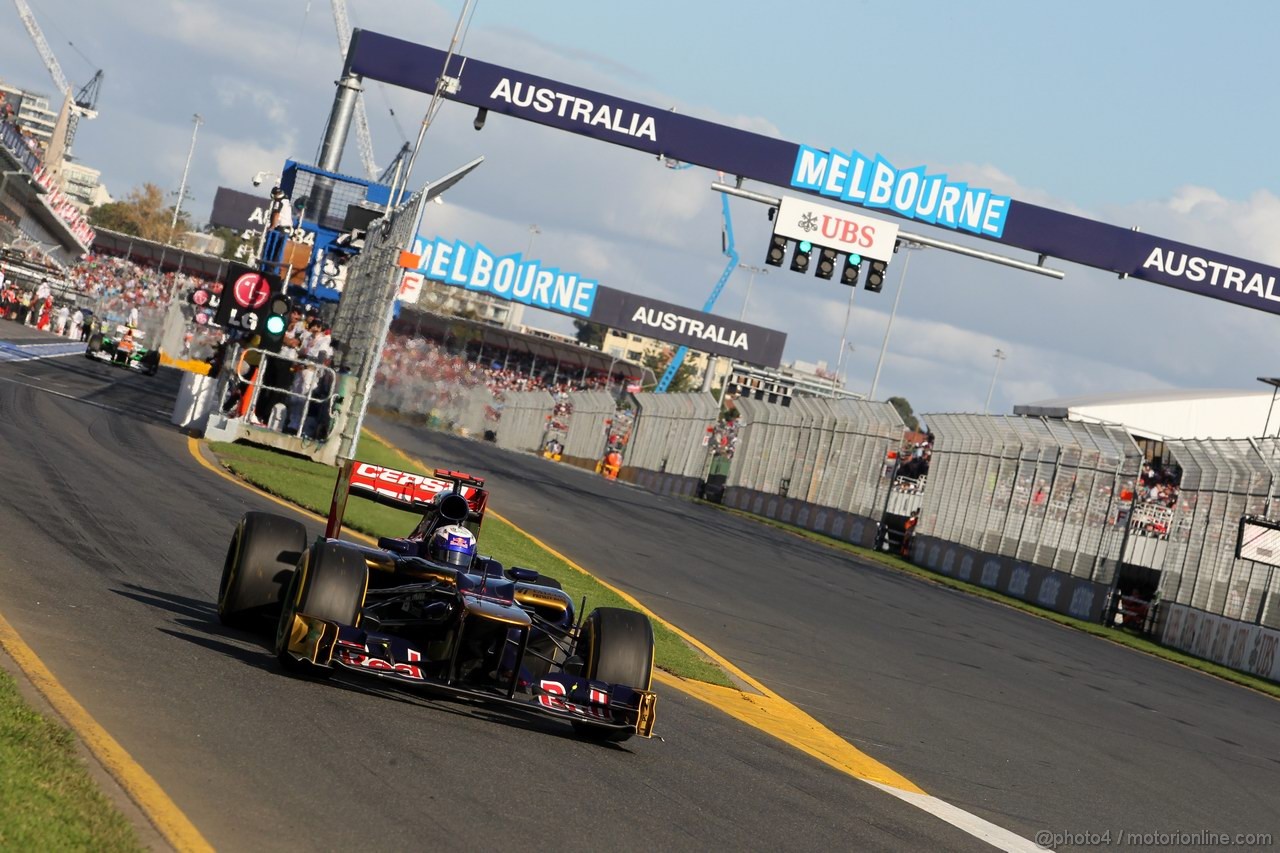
[[350, 29, 1280, 318], [409, 235, 786, 367]]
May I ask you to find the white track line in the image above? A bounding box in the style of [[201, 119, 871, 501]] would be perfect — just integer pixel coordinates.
[[865, 781, 1046, 851]]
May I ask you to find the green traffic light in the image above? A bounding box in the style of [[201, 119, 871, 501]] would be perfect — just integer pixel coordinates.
[[799, 240, 812, 253], [848, 253, 862, 265], [265, 315, 286, 335]]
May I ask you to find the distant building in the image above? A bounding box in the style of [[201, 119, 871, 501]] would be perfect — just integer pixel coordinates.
[[601, 326, 729, 389], [726, 359, 863, 406], [0, 83, 57, 147], [59, 161, 110, 210], [417, 278, 513, 327]]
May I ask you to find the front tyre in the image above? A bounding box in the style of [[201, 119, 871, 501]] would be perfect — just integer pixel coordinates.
[[275, 542, 368, 675], [218, 512, 307, 629], [572, 607, 654, 743]]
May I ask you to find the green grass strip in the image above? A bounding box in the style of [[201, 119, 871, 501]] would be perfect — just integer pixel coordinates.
[[0, 670, 141, 851], [699, 499, 1280, 700], [208, 437, 733, 688]]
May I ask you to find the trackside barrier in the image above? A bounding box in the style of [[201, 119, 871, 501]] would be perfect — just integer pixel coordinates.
[[720, 397, 906, 549], [495, 390, 556, 452], [910, 534, 1112, 623], [1159, 602, 1280, 680], [917, 414, 1139, 585], [1159, 438, 1280, 627], [619, 392, 719, 496], [560, 390, 616, 470]]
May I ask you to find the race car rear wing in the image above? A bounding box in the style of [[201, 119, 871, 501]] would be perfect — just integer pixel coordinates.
[[325, 459, 489, 538]]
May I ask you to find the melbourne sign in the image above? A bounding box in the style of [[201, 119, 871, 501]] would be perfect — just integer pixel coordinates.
[[774, 197, 900, 263], [590, 287, 786, 368], [409, 236, 598, 318], [789, 147, 1011, 239]]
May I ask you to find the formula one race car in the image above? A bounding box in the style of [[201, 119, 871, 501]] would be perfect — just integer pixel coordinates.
[[86, 324, 160, 375], [218, 460, 657, 742]]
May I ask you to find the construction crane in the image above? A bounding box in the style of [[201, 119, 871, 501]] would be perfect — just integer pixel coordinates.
[[330, 0, 378, 180], [11, 0, 102, 164]]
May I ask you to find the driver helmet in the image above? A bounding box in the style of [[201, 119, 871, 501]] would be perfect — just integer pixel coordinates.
[[428, 524, 477, 568]]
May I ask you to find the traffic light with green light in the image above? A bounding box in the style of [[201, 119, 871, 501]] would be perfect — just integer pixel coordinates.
[[840, 253, 862, 286], [261, 295, 292, 352]]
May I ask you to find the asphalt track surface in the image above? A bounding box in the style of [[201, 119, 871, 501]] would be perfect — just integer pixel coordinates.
[[0, 337, 990, 851], [369, 420, 1280, 846]]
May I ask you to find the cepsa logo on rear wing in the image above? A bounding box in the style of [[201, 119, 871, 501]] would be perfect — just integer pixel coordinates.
[[325, 460, 489, 537]]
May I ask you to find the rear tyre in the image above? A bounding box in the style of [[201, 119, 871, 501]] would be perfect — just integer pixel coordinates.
[[572, 607, 654, 743], [85, 333, 103, 358], [275, 542, 368, 675], [218, 512, 307, 629]]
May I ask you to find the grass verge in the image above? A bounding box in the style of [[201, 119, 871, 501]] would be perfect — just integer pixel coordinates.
[[699, 499, 1280, 700], [208, 437, 733, 688], [0, 670, 141, 851]]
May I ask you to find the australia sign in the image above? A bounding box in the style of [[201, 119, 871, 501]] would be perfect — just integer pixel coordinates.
[[590, 287, 786, 368]]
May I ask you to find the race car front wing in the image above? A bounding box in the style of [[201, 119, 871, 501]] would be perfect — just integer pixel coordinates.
[[283, 612, 657, 738]]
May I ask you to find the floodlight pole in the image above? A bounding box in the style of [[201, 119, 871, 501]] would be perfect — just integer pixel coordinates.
[[832, 284, 856, 398], [868, 242, 923, 401], [984, 348, 1007, 413], [169, 113, 202, 243]]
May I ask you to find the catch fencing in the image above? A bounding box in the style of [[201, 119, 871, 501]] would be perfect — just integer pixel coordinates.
[[619, 392, 719, 495], [329, 189, 426, 459], [1159, 438, 1280, 629], [495, 390, 555, 452], [726, 398, 904, 511], [561, 390, 616, 467], [911, 414, 1141, 622]]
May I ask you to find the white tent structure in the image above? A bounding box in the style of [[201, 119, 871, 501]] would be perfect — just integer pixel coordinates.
[[1014, 388, 1280, 441]]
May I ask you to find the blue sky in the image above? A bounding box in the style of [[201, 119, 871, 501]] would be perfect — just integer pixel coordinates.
[[3, 1, 1278, 417]]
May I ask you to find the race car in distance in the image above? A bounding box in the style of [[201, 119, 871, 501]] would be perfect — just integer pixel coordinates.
[[85, 324, 160, 375], [218, 460, 658, 742]]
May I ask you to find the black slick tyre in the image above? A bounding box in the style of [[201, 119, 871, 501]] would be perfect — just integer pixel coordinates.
[[218, 512, 307, 629], [85, 333, 103, 358], [274, 542, 368, 675], [572, 607, 654, 743]]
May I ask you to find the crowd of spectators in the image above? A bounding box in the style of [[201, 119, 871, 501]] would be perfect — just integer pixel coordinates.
[[1139, 459, 1181, 508], [374, 332, 624, 422], [706, 417, 740, 459]]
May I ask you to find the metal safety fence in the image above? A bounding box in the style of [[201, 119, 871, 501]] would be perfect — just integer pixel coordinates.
[[562, 390, 616, 464], [1160, 438, 1280, 628], [918, 414, 1140, 582], [495, 390, 556, 453], [626, 392, 720, 479], [727, 397, 905, 519], [329, 189, 426, 459]]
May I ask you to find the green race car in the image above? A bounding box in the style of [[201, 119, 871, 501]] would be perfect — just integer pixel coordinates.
[[86, 324, 161, 376]]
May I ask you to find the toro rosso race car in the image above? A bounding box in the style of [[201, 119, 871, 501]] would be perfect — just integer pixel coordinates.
[[85, 325, 160, 375], [218, 460, 658, 742]]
